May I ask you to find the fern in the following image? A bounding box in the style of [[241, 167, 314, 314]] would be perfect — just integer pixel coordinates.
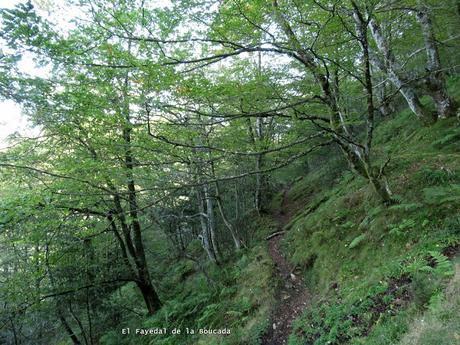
[[388, 218, 416, 237], [428, 292, 445, 313], [428, 251, 454, 277], [389, 203, 423, 211], [432, 132, 460, 149], [197, 303, 221, 327], [348, 234, 366, 249], [405, 257, 431, 275], [423, 184, 460, 205]]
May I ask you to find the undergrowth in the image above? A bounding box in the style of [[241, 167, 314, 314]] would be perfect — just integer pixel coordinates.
[[99, 217, 277, 345], [281, 108, 460, 344], [99, 82, 460, 345]]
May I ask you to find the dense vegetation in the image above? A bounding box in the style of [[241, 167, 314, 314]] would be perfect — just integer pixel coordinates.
[[0, 0, 459, 344]]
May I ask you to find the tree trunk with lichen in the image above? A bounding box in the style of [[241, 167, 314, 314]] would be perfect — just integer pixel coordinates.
[[416, 3, 458, 118], [367, 16, 436, 124]]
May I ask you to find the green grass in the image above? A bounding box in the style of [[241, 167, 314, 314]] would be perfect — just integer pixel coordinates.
[[280, 105, 460, 344], [398, 258, 460, 345], [99, 78, 460, 345]]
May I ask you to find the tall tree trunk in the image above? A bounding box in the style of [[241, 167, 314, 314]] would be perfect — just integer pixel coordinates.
[[9, 318, 19, 345], [416, 3, 458, 118], [59, 313, 82, 345], [255, 151, 263, 212], [193, 113, 221, 262], [203, 184, 220, 259], [196, 188, 218, 263], [254, 86, 268, 212], [352, 1, 394, 204], [234, 183, 240, 221], [211, 161, 242, 250], [45, 244, 82, 345], [69, 300, 89, 345], [272, 0, 393, 204], [118, 69, 161, 315], [136, 280, 162, 315], [375, 75, 394, 117], [83, 240, 94, 345], [457, 0, 460, 24], [367, 16, 436, 124], [85, 288, 94, 345], [215, 191, 242, 250]]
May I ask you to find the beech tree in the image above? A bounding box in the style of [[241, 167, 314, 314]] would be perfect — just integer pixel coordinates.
[[1, 0, 459, 343]]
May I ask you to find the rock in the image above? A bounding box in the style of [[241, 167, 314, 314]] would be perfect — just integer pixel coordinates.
[[290, 273, 296, 280], [272, 323, 276, 330]]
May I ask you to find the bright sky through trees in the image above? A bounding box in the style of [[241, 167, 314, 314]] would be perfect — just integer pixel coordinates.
[[0, 0, 37, 149]]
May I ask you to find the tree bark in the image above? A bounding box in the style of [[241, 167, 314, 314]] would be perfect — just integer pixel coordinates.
[[203, 184, 220, 259], [216, 191, 241, 250], [367, 16, 436, 124], [117, 68, 161, 315], [69, 300, 89, 345], [272, 0, 393, 203], [375, 77, 394, 117], [458, 0, 460, 24], [352, 2, 394, 204], [211, 160, 242, 251], [59, 314, 82, 345], [136, 280, 162, 315], [416, 3, 458, 118], [9, 318, 19, 345], [196, 187, 218, 263]]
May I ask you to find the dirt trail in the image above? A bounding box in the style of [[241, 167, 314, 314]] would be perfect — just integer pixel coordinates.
[[262, 187, 309, 345]]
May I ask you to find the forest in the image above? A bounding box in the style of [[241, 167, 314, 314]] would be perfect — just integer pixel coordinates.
[[0, 0, 459, 344]]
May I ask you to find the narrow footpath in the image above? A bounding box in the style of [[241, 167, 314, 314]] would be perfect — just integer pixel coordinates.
[[262, 188, 309, 345]]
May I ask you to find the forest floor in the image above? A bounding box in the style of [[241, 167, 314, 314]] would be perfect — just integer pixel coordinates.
[[262, 187, 309, 345]]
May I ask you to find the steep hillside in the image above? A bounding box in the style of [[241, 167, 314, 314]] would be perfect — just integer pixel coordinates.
[[277, 112, 460, 345], [96, 108, 460, 345]]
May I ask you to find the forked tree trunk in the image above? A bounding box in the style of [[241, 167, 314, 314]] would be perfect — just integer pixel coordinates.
[[212, 169, 242, 250], [192, 115, 220, 263], [272, 0, 394, 204], [351, 1, 395, 205], [367, 16, 436, 124], [272, 0, 398, 204], [369, 174, 393, 204]]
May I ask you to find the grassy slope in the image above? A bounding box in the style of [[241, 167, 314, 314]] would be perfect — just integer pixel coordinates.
[[280, 106, 460, 344], [98, 80, 460, 345]]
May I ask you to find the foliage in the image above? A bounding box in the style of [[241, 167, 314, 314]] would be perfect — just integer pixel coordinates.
[[0, 0, 459, 344]]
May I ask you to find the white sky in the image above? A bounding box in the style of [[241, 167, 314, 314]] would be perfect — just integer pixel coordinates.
[[0, 0, 280, 150], [0, 0, 173, 149], [0, 0, 37, 150]]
